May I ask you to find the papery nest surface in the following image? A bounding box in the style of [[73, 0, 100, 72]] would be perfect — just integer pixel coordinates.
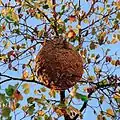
[[35, 38, 83, 90]]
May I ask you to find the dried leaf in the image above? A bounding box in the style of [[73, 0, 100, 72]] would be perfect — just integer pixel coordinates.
[[67, 30, 76, 39], [106, 108, 114, 117], [13, 90, 23, 101], [111, 39, 118, 44], [68, 15, 76, 22]]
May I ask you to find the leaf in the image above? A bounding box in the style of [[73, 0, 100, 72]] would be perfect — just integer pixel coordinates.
[[2, 107, 11, 117], [27, 104, 35, 115], [49, 89, 56, 98], [40, 87, 46, 92], [12, 12, 19, 22], [92, 27, 96, 35], [24, 88, 30, 94], [99, 79, 108, 86], [97, 114, 103, 120], [68, 15, 76, 22], [67, 30, 76, 39], [70, 87, 77, 97], [43, 4, 49, 9], [83, 18, 89, 24], [5, 86, 14, 96], [106, 108, 114, 117], [111, 38, 118, 44], [88, 76, 95, 82], [38, 110, 44, 116], [44, 114, 49, 120], [99, 96, 105, 104], [27, 97, 34, 104], [13, 90, 23, 101], [75, 93, 88, 102], [0, 93, 7, 104], [99, 7, 104, 12], [113, 93, 120, 99], [0, 0, 3, 5], [116, 12, 120, 20], [22, 71, 29, 79], [3, 40, 10, 49], [22, 83, 30, 89], [90, 42, 96, 50], [76, 25, 81, 29], [111, 60, 116, 65]]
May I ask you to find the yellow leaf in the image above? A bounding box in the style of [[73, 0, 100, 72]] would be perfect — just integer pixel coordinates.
[[10, 101, 16, 111], [57, 19, 63, 24], [83, 18, 89, 24], [106, 108, 114, 117], [99, 7, 104, 12], [67, 30, 76, 39], [2, 40, 10, 49], [22, 83, 30, 89], [111, 60, 116, 65], [38, 110, 44, 116], [49, 89, 56, 98], [113, 93, 120, 99], [47, 0, 53, 8], [111, 38, 118, 44], [70, 87, 76, 97], [28, 74, 34, 80], [35, 13, 43, 19], [88, 76, 95, 82], [12, 12, 19, 22], [34, 2, 40, 9], [22, 70, 29, 79], [76, 25, 81, 29], [24, 88, 30, 94], [34, 90, 39, 95], [0, 0, 2, 5]]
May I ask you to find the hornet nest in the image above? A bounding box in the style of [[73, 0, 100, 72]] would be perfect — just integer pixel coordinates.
[[35, 38, 83, 90]]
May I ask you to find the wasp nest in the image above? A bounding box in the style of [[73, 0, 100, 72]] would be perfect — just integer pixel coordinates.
[[35, 38, 83, 90]]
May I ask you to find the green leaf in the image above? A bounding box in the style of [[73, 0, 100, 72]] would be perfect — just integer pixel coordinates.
[[36, 116, 43, 120], [92, 27, 96, 35], [61, 5, 66, 10], [27, 97, 34, 104], [5, 85, 14, 96], [44, 114, 49, 120], [116, 12, 120, 20], [99, 79, 108, 86], [64, 18, 68, 23], [27, 104, 35, 115], [75, 93, 88, 102], [43, 4, 49, 9], [2, 107, 11, 117]]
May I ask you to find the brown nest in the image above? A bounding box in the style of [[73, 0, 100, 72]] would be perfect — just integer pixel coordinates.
[[35, 38, 83, 90]]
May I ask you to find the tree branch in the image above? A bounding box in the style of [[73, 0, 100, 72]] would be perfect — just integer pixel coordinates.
[[0, 73, 45, 86]]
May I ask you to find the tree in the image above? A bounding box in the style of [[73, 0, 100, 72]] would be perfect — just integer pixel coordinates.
[[0, 0, 120, 119]]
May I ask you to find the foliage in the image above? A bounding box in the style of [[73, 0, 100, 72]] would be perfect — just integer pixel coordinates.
[[0, 0, 120, 120]]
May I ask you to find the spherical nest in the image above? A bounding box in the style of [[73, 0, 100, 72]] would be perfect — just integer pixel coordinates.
[[35, 38, 83, 90]]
